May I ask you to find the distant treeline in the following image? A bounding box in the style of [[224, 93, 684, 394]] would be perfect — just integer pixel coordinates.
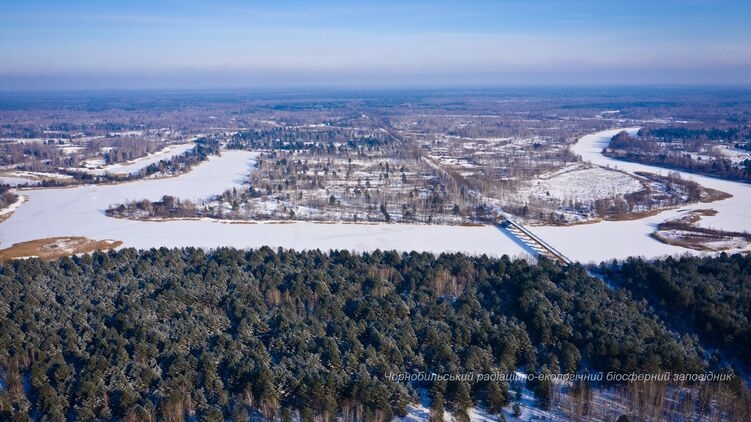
[[228, 128, 393, 152], [1, 248, 749, 420], [606, 130, 751, 183], [638, 127, 751, 144]]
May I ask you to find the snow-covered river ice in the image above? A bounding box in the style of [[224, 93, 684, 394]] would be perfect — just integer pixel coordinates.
[[2, 129, 749, 262], [0, 151, 528, 258]]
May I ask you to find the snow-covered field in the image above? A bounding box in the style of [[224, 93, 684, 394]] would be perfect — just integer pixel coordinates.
[[59, 145, 84, 155], [716, 145, 751, 164], [518, 164, 643, 203]]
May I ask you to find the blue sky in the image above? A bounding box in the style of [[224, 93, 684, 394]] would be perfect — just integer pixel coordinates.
[[1, 0, 750, 90]]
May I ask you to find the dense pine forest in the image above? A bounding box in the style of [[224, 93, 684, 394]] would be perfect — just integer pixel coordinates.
[[600, 253, 751, 370], [1, 248, 749, 421]]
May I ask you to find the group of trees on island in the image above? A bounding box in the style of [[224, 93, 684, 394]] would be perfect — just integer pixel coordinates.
[[135, 137, 220, 179], [95, 138, 163, 166], [0, 184, 18, 209], [111, 126, 493, 224], [1, 248, 749, 420]]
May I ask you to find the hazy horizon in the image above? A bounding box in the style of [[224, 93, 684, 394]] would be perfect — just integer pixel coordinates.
[[2, 0, 751, 91]]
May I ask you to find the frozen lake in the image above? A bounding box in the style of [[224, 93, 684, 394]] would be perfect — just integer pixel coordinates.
[[2, 129, 749, 262]]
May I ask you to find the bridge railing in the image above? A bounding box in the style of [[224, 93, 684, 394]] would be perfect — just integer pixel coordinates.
[[502, 219, 573, 265]]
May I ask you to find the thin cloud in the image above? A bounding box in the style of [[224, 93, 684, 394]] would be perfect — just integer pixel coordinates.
[[1, 0, 750, 88]]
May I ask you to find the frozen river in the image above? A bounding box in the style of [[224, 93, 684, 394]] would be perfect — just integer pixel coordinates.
[[534, 128, 751, 263], [0, 151, 530, 258], [2, 129, 749, 262]]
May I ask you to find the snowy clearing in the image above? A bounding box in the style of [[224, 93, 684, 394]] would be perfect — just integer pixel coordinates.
[[517, 164, 643, 203], [716, 145, 751, 164]]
